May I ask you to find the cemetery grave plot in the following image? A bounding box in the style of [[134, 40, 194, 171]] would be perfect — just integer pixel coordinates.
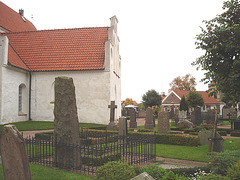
[[25, 131, 156, 175]]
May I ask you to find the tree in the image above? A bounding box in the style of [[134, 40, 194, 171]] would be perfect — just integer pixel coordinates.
[[142, 89, 162, 108], [169, 74, 196, 92], [192, 0, 240, 103], [180, 95, 188, 111], [186, 91, 204, 109], [124, 98, 134, 106]]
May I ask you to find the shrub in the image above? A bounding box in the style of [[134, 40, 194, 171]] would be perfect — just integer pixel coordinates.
[[230, 130, 240, 137], [169, 166, 212, 178], [139, 165, 166, 179], [137, 129, 154, 133], [96, 161, 136, 180], [217, 131, 227, 136], [227, 159, 240, 179], [209, 150, 240, 176], [197, 174, 230, 179]]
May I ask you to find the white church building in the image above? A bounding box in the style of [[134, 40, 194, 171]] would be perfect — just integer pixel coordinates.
[[0, 2, 121, 125]]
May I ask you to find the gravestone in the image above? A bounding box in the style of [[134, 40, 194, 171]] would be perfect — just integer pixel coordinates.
[[234, 120, 240, 130], [222, 107, 237, 119], [199, 130, 223, 152], [170, 107, 174, 119], [54, 77, 81, 169], [131, 172, 155, 180], [118, 116, 128, 144], [107, 101, 118, 131], [206, 109, 216, 127], [158, 111, 170, 133], [137, 110, 146, 118], [191, 107, 202, 126], [129, 108, 137, 128], [0, 125, 31, 180], [145, 107, 154, 130], [179, 110, 187, 122], [174, 109, 179, 124]]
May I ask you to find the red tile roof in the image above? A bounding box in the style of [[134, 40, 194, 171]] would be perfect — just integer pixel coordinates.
[[173, 90, 220, 104], [0, 2, 37, 32], [5, 27, 109, 71]]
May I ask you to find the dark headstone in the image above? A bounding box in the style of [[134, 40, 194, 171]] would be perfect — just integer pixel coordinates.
[[222, 107, 237, 119], [129, 108, 137, 128], [107, 101, 118, 131], [54, 77, 81, 169], [158, 111, 170, 133], [174, 109, 179, 124], [191, 107, 202, 126], [199, 130, 223, 152], [234, 120, 240, 130], [145, 107, 154, 129], [179, 110, 187, 122], [206, 110, 216, 127], [118, 117, 128, 144], [170, 107, 174, 119], [0, 125, 31, 180]]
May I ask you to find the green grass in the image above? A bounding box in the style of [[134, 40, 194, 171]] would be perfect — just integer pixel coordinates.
[[0, 164, 95, 180], [155, 138, 240, 162], [0, 121, 106, 131]]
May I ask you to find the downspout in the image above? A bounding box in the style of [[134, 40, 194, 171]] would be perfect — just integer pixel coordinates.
[[29, 71, 32, 121]]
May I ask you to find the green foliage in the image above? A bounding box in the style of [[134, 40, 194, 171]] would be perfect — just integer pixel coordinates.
[[186, 90, 204, 108], [197, 174, 230, 180], [193, 0, 240, 103], [82, 153, 121, 166], [139, 165, 166, 179], [227, 159, 240, 179], [142, 89, 162, 108], [169, 166, 212, 178], [230, 130, 240, 137], [164, 171, 177, 180], [180, 95, 188, 111], [153, 106, 161, 116], [209, 150, 240, 175], [96, 161, 136, 180]]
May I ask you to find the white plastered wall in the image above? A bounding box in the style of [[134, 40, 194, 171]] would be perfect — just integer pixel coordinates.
[[30, 70, 111, 124]]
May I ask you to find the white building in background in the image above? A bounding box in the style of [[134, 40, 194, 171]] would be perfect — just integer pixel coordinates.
[[0, 2, 121, 124]]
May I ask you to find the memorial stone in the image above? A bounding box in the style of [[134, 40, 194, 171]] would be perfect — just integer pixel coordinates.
[[191, 107, 202, 126], [206, 110, 216, 127], [107, 101, 118, 131], [158, 111, 170, 133], [174, 109, 179, 124], [179, 110, 187, 122], [222, 107, 237, 119], [199, 130, 223, 152], [118, 116, 128, 144], [129, 108, 137, 128], [145, 107, 154, 129], [0, 125, 31, 180], [54, 77, 81, 169], [131, 172, 155, 180]]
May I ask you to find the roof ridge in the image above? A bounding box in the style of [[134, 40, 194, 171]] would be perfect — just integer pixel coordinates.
[[4, 26, 110, 35], [8, 44, 31, 71]]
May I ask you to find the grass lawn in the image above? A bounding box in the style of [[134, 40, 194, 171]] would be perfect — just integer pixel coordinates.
[[0, 121, 106, 131], [0, 164, 95, 180], [156, 138, 240, 162]]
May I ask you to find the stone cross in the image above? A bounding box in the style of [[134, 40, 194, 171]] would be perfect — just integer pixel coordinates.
[[108, 101, 117, 123], [0, 125, 31, 180]]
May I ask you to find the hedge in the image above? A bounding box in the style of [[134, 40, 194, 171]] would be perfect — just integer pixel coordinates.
[[82, 153, 121, 166], [230, 131, 240, 137]]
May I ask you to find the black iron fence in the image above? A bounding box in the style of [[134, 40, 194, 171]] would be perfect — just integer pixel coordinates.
[[25, 132, 156, 175]]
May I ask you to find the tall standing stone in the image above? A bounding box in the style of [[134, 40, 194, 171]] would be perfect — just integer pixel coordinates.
[[145, 107, 154, 130], [158, 111, 170, 133], [54, 77, 80, 169], [0, 125, 31, 180], [107, 101, 118, 131], [174, 109, 180, 124], [129, 108, 137, 128]]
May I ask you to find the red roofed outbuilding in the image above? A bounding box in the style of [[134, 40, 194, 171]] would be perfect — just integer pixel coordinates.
[[161, 90, 221, 113]]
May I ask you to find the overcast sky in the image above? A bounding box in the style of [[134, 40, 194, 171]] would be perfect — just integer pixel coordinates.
[[2, 0, 226, 102]]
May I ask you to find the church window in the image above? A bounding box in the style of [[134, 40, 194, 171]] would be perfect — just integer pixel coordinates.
[[18, 85, 23, 112]]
